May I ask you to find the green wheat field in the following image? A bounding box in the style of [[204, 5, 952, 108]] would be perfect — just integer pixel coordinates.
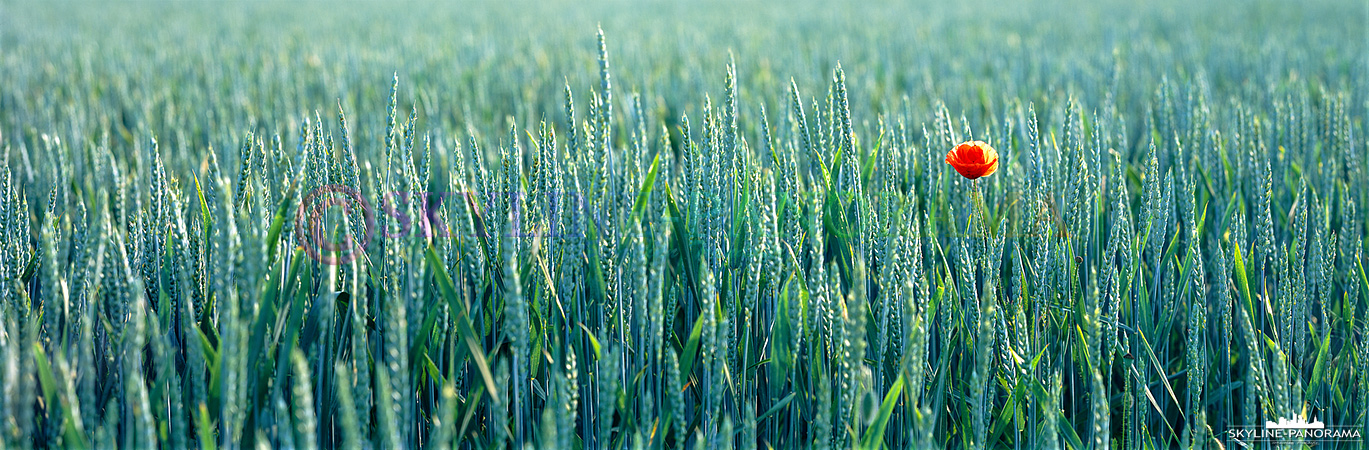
[[1, 0, 1366, 448]]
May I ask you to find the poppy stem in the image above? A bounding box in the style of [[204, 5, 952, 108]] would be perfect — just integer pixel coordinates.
[[970, 180, 991, 239]]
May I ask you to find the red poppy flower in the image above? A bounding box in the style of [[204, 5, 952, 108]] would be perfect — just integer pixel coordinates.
[[945, 140, 998, 180]]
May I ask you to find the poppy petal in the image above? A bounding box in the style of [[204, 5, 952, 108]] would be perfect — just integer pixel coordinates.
[[946, 141, 998, 180]]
